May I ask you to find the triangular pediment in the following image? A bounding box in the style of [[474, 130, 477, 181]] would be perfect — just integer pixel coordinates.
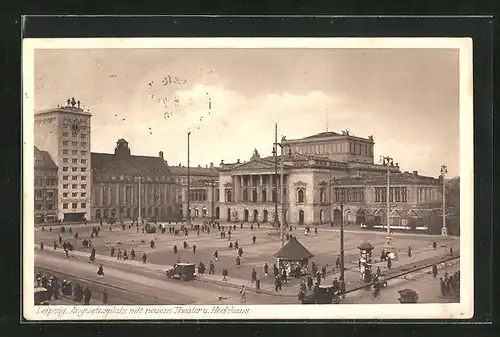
[[232, 158, 276, 171]]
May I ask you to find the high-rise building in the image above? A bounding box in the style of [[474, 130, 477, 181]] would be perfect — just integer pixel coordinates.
[[34, 98, 92, 222]]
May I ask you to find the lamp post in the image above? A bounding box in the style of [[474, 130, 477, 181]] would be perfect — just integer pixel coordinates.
[[340, 187, 346, 298], [136, 176, 142, 223], [440, 164, 448, 236], [331, 178, 346, 298], [275, 135, 292, 248], [272, 123, 279, 228], [187, 132, 191, 226], [382, 156, 394, 236]]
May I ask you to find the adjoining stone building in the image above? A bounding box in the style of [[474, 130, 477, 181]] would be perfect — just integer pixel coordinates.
[[90, 139, 179, 221], [169, 163, 219, 220], [34, 98, 92, 222], [34, 146, 58, 224], [217, 130, 442, 228]]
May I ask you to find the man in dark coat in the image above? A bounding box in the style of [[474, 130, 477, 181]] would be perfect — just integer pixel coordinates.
[[83, 285, 92, 305]]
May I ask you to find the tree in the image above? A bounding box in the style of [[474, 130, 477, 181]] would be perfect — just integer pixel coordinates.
[[428, 177, 460, 235]]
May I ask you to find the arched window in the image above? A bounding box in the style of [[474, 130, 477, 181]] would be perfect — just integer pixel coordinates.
[[272, 189, 277, 202], [243, 189, 248, 202], [262, 188, 267, 202], [225, 189, 232, 202], [297, 189, 305, 203]]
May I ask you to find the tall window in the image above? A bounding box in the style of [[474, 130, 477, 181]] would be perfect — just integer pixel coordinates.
[[297, 189, 305, 203], [225, 189, 232, 202], [262, 188, 267, 202], [319, 187, 326, 203], [272, 189, 277, 202], [252, 189, 257, 202], [242, 189, 248, 202]]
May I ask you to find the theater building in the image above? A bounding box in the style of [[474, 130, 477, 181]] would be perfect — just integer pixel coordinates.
[[34, 98, 92, 222], [217, 131, 442, 228], [169, 163, 219, 220], [90, 139, 179, 221], [34, 146, 58, 223]]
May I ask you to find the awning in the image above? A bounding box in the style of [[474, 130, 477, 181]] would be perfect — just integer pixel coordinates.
[[407, 209, 424, 217], [389, 209, 403, 217]]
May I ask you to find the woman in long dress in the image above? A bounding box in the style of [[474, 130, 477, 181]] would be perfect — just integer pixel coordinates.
[[97, 265, 104, 277]]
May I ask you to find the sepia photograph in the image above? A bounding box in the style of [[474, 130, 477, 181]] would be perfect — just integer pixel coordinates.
[[22, 37, 473, 320]]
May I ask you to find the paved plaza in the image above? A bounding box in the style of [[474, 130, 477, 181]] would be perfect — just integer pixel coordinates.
[[35, 221, 459, 299]]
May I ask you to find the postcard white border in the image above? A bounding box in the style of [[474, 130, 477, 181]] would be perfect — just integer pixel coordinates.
[[22, 37, 474, 320]]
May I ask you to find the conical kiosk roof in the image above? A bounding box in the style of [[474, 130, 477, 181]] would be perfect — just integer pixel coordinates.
[[273, 237, 314, 260]]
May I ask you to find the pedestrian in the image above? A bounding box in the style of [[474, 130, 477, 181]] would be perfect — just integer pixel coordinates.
[[432, 264, 438, 278], [336, 256, 341, 269], [209, 261, 215, 275], [193, 244, 197, 254], [102, 290, 108, 304], [214, 250, 219, 261], [380, 250, 386, 262], [440, 278, 445, 296], [110, 247, 115, 257], [376, 266, 381, 276], [40, 241, 44, 251], [238, 247, 243, 257], [240, 285, 247, 303], [252, 236, 256, 244], [141, 253, 147, 264], [251, 268, 257, 283], [236, 255, 241, 267], [173, 245, 178, 255], [222, 269, 228, 281], [250, 224, 254, 231], [97, 265, 104, 277], [387, 257, 392, 270], [282, 269, 288, 284], [53, 241, 57, 250], [123, 250, 128, 260], [59, 235, 62, 244], [82, 286, 92, 305], [150, 240, 155, 249], [264, 262, 269, 277], [408, 246, 412, 257], [117, 249, 122, 260], [130, 249, 135, 260]]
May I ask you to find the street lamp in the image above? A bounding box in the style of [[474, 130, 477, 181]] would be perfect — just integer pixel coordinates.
[[275, 135, 292, 248], [382, 156, 394, 236], [187, 132, 191, 226], [440, 164, 448, 236], [331, 178, 346, 298], [135, 176, 142, 223]]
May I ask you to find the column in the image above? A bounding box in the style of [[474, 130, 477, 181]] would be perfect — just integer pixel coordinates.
[[259, 175, 263, 202], [100, 185, 104, 207], [236, 175, 241, 203], [249, 174, 254, 203], [267, 174, 272, 202], [107, 185, 111, 206]]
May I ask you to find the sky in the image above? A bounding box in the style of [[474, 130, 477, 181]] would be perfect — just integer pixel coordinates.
[[34, 47, 460, 177]]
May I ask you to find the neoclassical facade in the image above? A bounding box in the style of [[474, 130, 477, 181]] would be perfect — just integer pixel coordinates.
[[217, 131, 442, 227], [169, 164, 220, 220], [90, 139, 179, 221]]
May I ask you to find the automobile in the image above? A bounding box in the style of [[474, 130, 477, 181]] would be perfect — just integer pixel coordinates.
[[398, 289, 419, 303], [166, 263, 196, 281], [34, 287, 50, 305]]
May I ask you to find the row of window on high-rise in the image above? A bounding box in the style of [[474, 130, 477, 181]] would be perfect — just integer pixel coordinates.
[[62, 132, 87, 139], [35, 190, 55, 198], [62, 149, 88, 155], [62, 141, 88, 147], [62, 175, 87, 181], [62, 183, 87, 189], [62, 167, 87, 172], [62, 192, 87, 198], [62, 158, 88, 164], [35, 203, 54, 210], [62, 202, 86, 209]]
